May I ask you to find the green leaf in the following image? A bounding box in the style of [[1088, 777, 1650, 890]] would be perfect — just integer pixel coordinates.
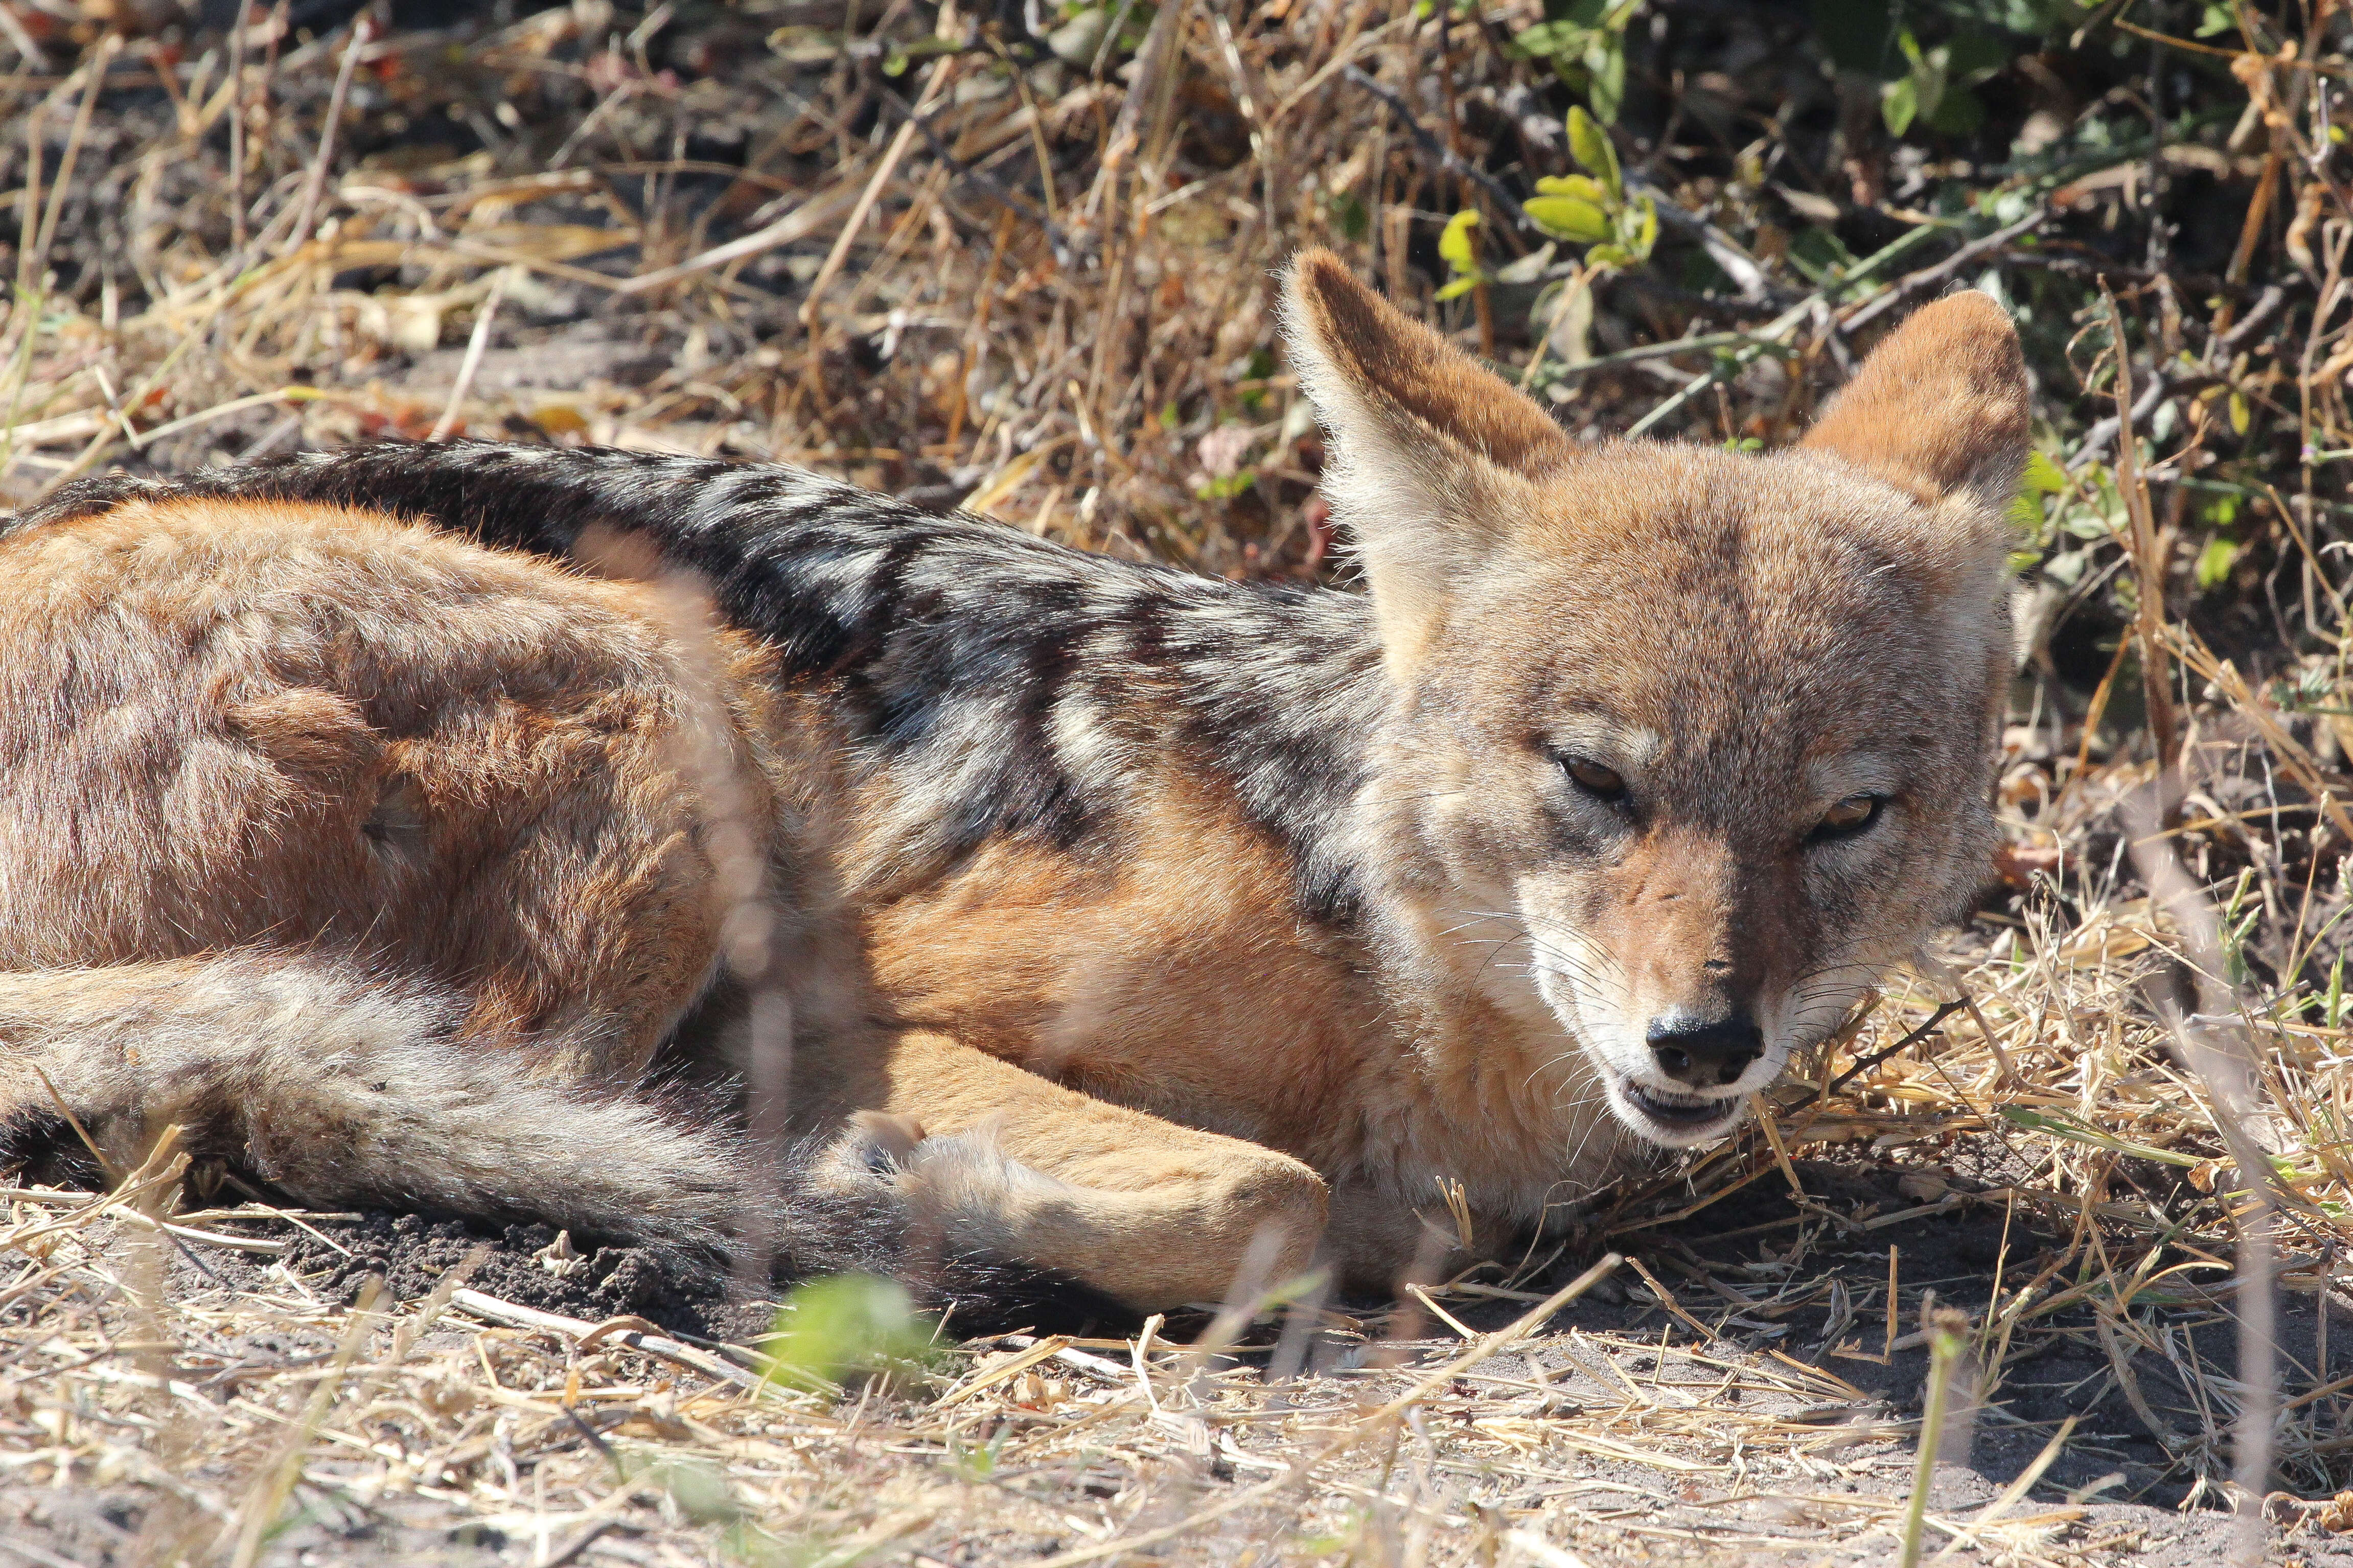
[[1944, 25, 2011, 82], [2196, 535, 2240, 590], [1910, 66, 1947, 123], [1808, 0, 1902, 76], [1512, 19, 1589, 59], [1326, 190, 1370, 242], [1565, 106, 1621, 196], [762, 1274, 939, 1391], [1998, 1106, 2204, 1167], [1525, 195, 1612, 243], [627, 1458, 743, 1526], [2023, 449, 2068, 494], [1785, 224, 1853, 286], [1437, 207, 1482, 273], [1925, 84, 1983, 136], [1587, 37, 1626, 124], [1881, 75, 1917, 136], [1433, 275, 1479, 301], [1534, 173, 1608, 202], [1546, 56, 1594, 93], [2229, 389, 2251, 435]]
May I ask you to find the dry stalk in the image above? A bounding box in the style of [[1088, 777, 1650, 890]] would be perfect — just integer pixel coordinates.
[[2126, 793, 2281, 1564], [2102, 283, 2182, 779], [223, 1276, 385, 1568], [427, 266, 509, 441], [279, 15, 371, 259], [26, 33, 120, 292], [798, 55, 959, 331]]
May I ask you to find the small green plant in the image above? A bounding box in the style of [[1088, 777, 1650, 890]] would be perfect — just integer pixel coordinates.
[[1879, 27, 2010, 138], [2195, 533, 2241, 592], [1510, 0, 1644, 124], [1434, 207, 1487, 302], [1325, 188, 1370, 242], [1193, 419, 1261, 499], [1898, 1303, 1974, 1568], [760, 1274, 941, 1394], [2009, 447, 2069, 534], [615, 1451, 749, 1527], [947, 1424, 1011, 1481], [2219, 868, 2260, 990], [1524, 106, 1657, 271]]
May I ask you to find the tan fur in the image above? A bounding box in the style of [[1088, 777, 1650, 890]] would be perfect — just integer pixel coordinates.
[[0, 259, 2031, 1310], [1802, 289, 2033, 509], [0, 501, 763, 1076]]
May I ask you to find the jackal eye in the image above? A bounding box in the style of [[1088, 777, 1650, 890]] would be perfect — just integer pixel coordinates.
[[1810, 793, 1885, 842], [1560, 756, 1628, 803]]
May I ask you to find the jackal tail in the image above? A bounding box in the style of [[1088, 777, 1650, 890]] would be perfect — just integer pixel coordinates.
[[0, 953, 1116, 1324], [0, 954, 770, 1249]]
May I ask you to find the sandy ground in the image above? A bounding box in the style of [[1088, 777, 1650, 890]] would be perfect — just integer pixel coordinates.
[[5, 1132, 2347, 1567]]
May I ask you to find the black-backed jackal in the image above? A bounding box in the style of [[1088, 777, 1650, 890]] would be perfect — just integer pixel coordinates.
[[0, 253, 2028, 1314]]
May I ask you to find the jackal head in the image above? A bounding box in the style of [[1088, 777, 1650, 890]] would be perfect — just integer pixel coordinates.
[[1282, 248, 2027, 1149]]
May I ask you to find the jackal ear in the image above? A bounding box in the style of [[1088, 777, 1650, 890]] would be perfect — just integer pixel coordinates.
[[1800, 291, 2031, 512], [1282, 248, 1576, 671]]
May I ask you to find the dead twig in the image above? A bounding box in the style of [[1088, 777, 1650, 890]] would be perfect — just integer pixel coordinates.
[[279, 15, 371, 258]]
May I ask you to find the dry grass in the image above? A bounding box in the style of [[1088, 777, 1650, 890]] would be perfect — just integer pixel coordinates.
[[0, 1175, 2184, 1568], [8, 1, 2353, 1563]]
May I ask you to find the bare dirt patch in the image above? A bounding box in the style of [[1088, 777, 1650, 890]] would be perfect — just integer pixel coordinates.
[[7, 1108, 2352, 1567]]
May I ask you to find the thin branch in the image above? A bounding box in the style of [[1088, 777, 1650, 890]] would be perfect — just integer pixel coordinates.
[[1824, 1000, 1968, 1101]]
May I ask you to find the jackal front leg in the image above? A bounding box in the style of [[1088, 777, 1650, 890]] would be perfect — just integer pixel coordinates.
[[812, 1029, 1329, 1312]]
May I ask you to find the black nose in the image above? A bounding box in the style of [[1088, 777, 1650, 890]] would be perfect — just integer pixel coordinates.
[[1646, 1015, 1764, 1089]]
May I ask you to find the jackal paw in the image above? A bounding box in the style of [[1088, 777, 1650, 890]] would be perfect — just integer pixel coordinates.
[[817, 1114, 1074, 1259], [893, 1128, 1075, 1239], [845, 1109, 926, 1174]]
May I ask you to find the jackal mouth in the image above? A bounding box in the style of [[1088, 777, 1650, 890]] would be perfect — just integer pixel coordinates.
[[1618, 1080, 1744, 1136]]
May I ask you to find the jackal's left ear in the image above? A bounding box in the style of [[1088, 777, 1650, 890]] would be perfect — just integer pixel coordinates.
[[1282, 248, 1576, 671], [1801, 291, 2031, 512]]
